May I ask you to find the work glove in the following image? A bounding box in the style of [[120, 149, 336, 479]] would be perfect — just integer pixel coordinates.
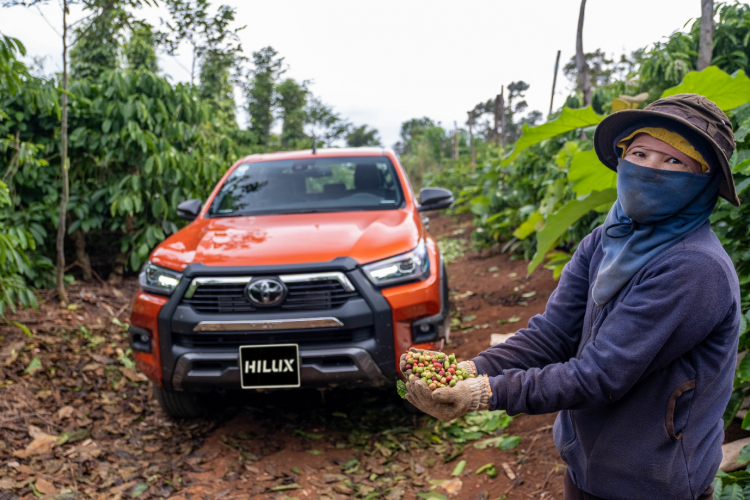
[[405, 375, 491, 421], [399, 347, 477, 379]]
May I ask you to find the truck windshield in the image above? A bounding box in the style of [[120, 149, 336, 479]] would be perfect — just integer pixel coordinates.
[[208, 156, 404, 216]]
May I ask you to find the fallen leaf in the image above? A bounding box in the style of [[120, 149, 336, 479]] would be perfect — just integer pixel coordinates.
[[144, 443, 162, 453], [0, 478, 23, 490], [57, 406, 75, 420], [333, 484, 353, 495], [23, 356, 42, 375], [91, 354, 114, 365], [13, 427, 57, 458], [122, 368, 148, 382], [442, 477, 463, 495], [35, 478, 55, 495], [130, 482, 148, 498]]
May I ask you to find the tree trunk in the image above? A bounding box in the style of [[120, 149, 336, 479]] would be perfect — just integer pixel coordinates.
[[108, 215, 135, 284], [71, 228, 92, 281], [108, 253, 128, 285], [697, 0, 714, 71], [467, 112, 475, 166], [575, 0, 592, 107], [56, 0, 69, 306], [493, 95, 500, 145], [549, 50, 561, 116], [499, 86, 507, 150], [453, 121, 459, 160]]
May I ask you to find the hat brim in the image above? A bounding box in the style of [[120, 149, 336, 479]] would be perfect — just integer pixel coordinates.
[[593, 109, 741, 207]]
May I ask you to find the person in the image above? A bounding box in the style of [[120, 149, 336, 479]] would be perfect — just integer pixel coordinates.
[[402, 93, 742, 500]]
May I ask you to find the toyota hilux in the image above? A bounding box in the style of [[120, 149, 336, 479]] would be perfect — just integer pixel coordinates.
[[128, 147, 453, 417]]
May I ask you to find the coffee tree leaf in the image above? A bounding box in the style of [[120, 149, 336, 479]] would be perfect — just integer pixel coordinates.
[[502, 107, 604, 166], [662, 66, 750, 112], [568, 150, 617, 197], [528, 189, 618, 275]]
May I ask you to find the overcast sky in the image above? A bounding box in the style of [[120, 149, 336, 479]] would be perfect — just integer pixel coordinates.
[[0, 0, 703, 147]]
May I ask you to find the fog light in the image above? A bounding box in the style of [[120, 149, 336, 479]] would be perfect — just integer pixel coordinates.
[[420, 324, 430, 333], [129, 325, 152, 353]]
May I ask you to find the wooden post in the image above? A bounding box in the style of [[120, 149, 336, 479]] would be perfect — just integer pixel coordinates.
[[56, 0, 69, 305], [453, 121, 459, 160], [499, 86, 506, 150], [493, 95, 500, 144], [468, 111, 475, 166], [697, 0, 714, 71], [549, 50, 561, 116], [575, 0, 592, 107]]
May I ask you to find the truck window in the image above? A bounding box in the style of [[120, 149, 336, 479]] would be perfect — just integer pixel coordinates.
[[208, 157, 404, 217]]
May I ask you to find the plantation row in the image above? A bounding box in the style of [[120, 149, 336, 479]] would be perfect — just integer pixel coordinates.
[[0, 0, 383, 311], [413, 4, 750, 492]]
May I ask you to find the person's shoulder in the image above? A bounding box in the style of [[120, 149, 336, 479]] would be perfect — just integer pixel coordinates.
[[579, 225, 604, 256], [650, 224, 739, 293]]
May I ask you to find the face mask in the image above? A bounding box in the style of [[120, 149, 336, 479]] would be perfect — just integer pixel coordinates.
[[591, 159, 720, 306], [605, 159, 719, 239]]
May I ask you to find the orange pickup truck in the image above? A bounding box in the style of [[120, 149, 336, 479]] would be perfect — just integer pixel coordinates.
[[128, 147, 453, 417]]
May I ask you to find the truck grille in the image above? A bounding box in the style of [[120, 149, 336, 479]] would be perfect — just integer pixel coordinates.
[[173, 327, 373, 348], [182, 277, 359, 314]]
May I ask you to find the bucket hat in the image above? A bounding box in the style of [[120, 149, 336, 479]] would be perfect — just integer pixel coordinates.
[[593, 93, 740, 207]]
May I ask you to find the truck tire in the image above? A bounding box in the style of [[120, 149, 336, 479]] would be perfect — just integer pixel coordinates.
[[154, 385, 207, 418]]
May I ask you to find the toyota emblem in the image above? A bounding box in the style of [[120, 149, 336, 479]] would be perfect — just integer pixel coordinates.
[[246, 278, 287, 307]]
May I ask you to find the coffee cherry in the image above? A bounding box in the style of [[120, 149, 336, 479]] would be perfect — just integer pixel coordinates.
[[400, 350, 470, 392]]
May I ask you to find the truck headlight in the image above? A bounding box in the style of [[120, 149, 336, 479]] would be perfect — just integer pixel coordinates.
[[363, 240, 430, 287], [139, 261, 182, 296]]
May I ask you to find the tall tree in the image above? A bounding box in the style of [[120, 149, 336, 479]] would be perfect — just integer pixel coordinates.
[[70, 6, 124, 80], [244, 46, 284, 147], [199, 49, 237, 126], [575, 0, 592, 107], [125, 21, 159, 72], [304, 95, 349, 147], [697, 0, 714, 70], [160, 1, 243, 85], [346, 125, 381, 147], [277, 78, 308, 147]]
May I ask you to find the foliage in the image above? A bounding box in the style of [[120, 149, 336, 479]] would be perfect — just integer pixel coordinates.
[[276, 77, 308, 147], [70, 5, 126, 80], [347, 124, 381, 147], [125, 21, 159, 72], [244, 46, 284, 147], [662, 66, 750, 111], [501, 106, 603, 165], [0, 35, 28, 95]]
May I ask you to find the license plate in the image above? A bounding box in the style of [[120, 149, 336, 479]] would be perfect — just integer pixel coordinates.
[[238, 344, 301, 389]]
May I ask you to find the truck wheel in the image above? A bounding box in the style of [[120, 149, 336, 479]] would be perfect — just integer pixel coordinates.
[[154, 385, 207, 418]]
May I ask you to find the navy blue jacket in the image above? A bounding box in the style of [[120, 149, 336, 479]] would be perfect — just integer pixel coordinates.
[[472, 222, 741, 500]]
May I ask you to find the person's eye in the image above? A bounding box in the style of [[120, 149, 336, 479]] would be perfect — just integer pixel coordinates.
[[667, 157, 683, 164], [631, 151, 645, 157]]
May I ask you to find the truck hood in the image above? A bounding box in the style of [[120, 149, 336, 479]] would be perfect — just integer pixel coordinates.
[[150, 210, 421, 271]]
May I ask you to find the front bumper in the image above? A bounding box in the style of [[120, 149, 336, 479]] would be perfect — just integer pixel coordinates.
[[171, 346, 385, 391], [130, 252, 448, 392]]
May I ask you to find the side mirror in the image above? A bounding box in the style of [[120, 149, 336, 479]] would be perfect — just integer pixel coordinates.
[[418, 187, 453, 212], [177, 199, 203, 221]]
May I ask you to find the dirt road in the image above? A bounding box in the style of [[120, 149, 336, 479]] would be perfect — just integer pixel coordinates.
[[0, 214, 565, 500]]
